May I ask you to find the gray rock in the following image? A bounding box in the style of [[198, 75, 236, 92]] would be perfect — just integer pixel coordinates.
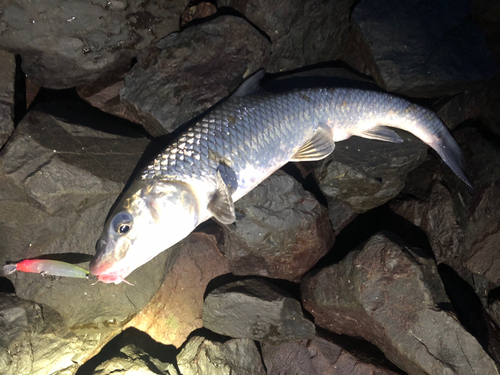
[[0, 100, 182, 369], [219, 0, 354, 73], [219, 170, 334, 282], [326, 196, 357, 234], [0, 292, 112, 375], [0, 0, 189, 88], [262, 337, 403, 375], [120, 15, 271, 136], [203, 278, 315, 344], [0, 50, 15, 149], [302, 232, 499, 375], [347, 0, 496, 97], [177, 336, 266, 375], [92, 344, 177, 375], [314, 131, 428, 213]]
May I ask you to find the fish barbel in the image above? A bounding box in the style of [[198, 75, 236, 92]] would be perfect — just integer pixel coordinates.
[[90, 71, 471, 284]]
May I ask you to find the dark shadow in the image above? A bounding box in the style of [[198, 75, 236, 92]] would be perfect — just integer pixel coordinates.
[[315, 327, 406, 374], [203, 273, 301, 301], [180, 327, 233, 350], [312, 202, 433, 269], [0, 277, 15, 294], [438, 263, 500, 363], [75, 327, 179, 375]]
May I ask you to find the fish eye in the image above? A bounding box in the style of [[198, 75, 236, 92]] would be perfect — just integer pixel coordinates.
[[111, 212, 133, 235], [119, 224, 130, 234]]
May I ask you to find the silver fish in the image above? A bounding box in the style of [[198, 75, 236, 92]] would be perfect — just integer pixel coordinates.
[[90, 71, 471, 284]]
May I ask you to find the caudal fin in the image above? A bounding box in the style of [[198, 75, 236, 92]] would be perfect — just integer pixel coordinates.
[[429, 131, 473, 191]]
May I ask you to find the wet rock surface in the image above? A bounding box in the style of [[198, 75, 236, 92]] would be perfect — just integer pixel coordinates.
[[219, 170, 334, 282], [202, 278, 315, 344], [302, 232, 499, 375], [346, 0, 496, 97], [0, 0, 190, 89], [1, 1, 500, 374]]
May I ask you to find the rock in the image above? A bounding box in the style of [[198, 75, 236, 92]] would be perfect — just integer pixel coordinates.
[[91, 344, 177, 375], [302, 232, 499, 375], [203, 278, 315, 343], [219, 170, 334, 282], [345, 0, 496, 97], [177, 336, 266, 375], [326, 196, 357, 234], [314, 132, 428, 213], [219, 0, 354, 73], [392, 181, 464, 265], [76, 67, 145, 128], [181, 2, 217, 27], [0, 100, 185, 371], [392, 126, 500, 288], [435, 88, 487, 130], [119, 15, 271, 136], [0, 0, 190, 88], [262, 337, 402, 375], [125, 229, 230, 348], [0, 50, 15, 149], [0, 293, 116, 375], [439, 264, 500, 365]]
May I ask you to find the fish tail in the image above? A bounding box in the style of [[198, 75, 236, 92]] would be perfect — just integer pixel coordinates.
[[396, 106, 472, 189], [427, 126, 473, 190], [353, 93, 473, 190], [3, 264, 18, 275]]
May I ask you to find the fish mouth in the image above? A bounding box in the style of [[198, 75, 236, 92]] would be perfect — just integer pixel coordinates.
[[89, 258, 130, 285]]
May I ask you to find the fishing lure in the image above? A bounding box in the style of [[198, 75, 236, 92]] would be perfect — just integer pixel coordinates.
[[3, 259, 90, 279]]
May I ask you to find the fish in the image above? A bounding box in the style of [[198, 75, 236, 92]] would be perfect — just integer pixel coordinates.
[[4, 259, 90, 278], [90, 70, 471, 284]]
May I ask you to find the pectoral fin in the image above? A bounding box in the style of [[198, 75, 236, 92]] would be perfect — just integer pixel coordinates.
[[290, 126, 335, 162], [357, 126, 404, 143], [208, 170, 236, 224], [231, 69, 265, 98]]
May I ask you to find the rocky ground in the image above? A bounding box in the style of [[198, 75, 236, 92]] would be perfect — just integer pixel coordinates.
[[1, 0, 499, 374]]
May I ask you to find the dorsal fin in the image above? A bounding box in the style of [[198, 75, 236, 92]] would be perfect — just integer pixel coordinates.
[[231, 69, 265, 98], [290, 126, 335, 162], [208, 170, 236, 224]]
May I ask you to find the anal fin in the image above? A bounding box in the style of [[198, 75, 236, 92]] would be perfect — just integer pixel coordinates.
[[357, 126, 404, 143], [290, 126, 335, 162], [208, 170, 236, 224]]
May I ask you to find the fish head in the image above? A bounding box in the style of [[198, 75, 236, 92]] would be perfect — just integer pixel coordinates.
[[90, 180, 200, 284]]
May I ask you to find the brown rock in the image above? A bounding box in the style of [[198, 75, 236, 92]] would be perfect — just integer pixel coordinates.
[[125, 230, 230, 348], [219, 171, 334, 282], [181, 2, 217, 27], [77, 68, 145, 127], [302, 232, 499, 375], [262, 337, 402, 375]]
